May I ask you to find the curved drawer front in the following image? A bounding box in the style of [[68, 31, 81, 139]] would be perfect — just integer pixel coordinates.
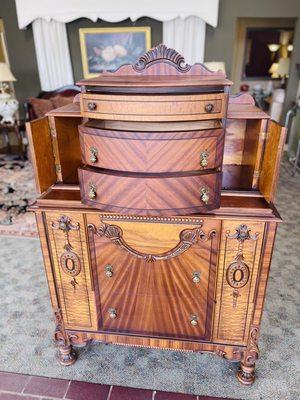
[[79, 126, 224, 173], [81, 93, 227, 122], [78, 167, 222, 215]]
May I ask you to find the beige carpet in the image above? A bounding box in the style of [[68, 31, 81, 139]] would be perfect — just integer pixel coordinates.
[[0, 161, 38, 237]]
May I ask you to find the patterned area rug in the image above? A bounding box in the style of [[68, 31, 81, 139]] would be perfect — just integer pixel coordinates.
[[0, 162, 299, 400], [0, 161, 38, 237]]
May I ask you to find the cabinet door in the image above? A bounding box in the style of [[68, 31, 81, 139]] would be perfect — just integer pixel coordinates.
[[213, 221, 265, 345], [259, 120, 286, 202], [87, 214, 220, 341], [45, 212, 98, 330], [26, 117, 56, 193]]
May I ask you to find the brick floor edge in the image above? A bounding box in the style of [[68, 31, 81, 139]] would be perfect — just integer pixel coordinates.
[[0, 371, 239, 400]]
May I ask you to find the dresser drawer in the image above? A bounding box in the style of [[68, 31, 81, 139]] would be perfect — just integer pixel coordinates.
[[79, 124, 224, 173], [80, 93, 227, 122], [78, 167, 222, 215], [87, 214, 220, 340]]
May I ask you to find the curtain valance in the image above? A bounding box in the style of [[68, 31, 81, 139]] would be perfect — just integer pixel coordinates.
[[15, 0, 219, 29]]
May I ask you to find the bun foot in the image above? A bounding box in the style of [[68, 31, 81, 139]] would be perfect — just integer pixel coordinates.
[[236, 362, 256, 385], [58, 344, 77, 366]]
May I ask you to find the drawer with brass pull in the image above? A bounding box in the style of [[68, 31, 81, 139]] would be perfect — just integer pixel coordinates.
[[80, 92, 227, 122], [79, 122, 224, 173], [87, 213, 220, 339], [78, 166, 222, 215]]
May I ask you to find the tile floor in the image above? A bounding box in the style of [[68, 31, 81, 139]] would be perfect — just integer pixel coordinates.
[[0, 372, 235, 400]]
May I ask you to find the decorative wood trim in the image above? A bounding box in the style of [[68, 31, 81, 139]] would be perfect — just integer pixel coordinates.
[[94, 44, 227, 78], [214, 348, 243, 361], [226, 224, 259, 242], [237, 325, 260, 385], [66, 328, 245, 359], [88, 222, 216, 262], [51, 215, 79, 251], [225, 224, 259, 308], [99, 214, 204, 225], [54, 309, 77, 366], [133, 44, 192, 73]]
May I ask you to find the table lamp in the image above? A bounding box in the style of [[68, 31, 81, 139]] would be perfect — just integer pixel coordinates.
[[0, 62, 18, 125]]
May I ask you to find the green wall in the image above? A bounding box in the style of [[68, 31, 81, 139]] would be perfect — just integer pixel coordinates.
[[205, 0, 300, 119], [67, 18, 162, 82]]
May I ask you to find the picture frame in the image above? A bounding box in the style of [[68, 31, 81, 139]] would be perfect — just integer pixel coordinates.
[[79, 27, 151, 78]]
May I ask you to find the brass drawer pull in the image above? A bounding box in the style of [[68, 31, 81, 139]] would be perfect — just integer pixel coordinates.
[[87, 102, 97, 111], [108, 308, 117, 319], [200, 187, 209, 204], [192, 271, 201, 284], [200, 150, 209, 167], [88, 182, 97, 199], [89, 146, 98, 163], [205, 103, 214, 113], [190, 314, 198, 326], [105, 264, 113, 278]]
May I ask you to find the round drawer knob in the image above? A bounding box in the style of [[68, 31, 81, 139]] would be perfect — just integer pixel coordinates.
[[205, 103, 214, 113], [192, 271, 201, 284], [190, 315, 198, 326], [105, 264, 113, 278], [87, 102, 97, 111], [108, 308, 117, 319]]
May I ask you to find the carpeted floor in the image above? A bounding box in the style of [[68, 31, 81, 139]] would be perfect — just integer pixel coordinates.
[[0, 162, 299, 400], [0, 161, 38, 237]]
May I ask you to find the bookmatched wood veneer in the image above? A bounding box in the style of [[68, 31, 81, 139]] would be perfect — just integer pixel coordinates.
[[79, 124, 224, 173], [78, 166, 222, 215]]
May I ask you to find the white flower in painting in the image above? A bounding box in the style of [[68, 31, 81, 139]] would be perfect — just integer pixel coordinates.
[[101, 46, 116, 62], [114, 44, 127, 58]]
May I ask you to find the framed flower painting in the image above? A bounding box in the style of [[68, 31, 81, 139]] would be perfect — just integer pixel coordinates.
[[79, 27, 151, 78]]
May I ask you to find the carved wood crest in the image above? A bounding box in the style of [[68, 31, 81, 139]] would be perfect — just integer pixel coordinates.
[[133, 44, 191, 73], [88, 222, 216, 262], [101, 44, 225, 77]]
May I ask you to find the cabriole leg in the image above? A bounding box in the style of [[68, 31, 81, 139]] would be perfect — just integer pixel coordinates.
[[54, 309, 78, 366], [237, 360, 256, 385], [236, 325, 259, 385], [57, 342, 77, 366]]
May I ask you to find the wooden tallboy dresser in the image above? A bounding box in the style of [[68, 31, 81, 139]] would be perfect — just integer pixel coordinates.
[[27, 45, 286, 385]]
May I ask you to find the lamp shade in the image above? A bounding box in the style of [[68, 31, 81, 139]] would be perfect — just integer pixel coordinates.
[[204, 62, 226, 74], [277, 57, 290, 77], [0, 63, 16, 82], [267, 44, 280, 53]]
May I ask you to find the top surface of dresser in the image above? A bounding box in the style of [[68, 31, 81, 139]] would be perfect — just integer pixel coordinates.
[[77, 75, 232, 92]]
